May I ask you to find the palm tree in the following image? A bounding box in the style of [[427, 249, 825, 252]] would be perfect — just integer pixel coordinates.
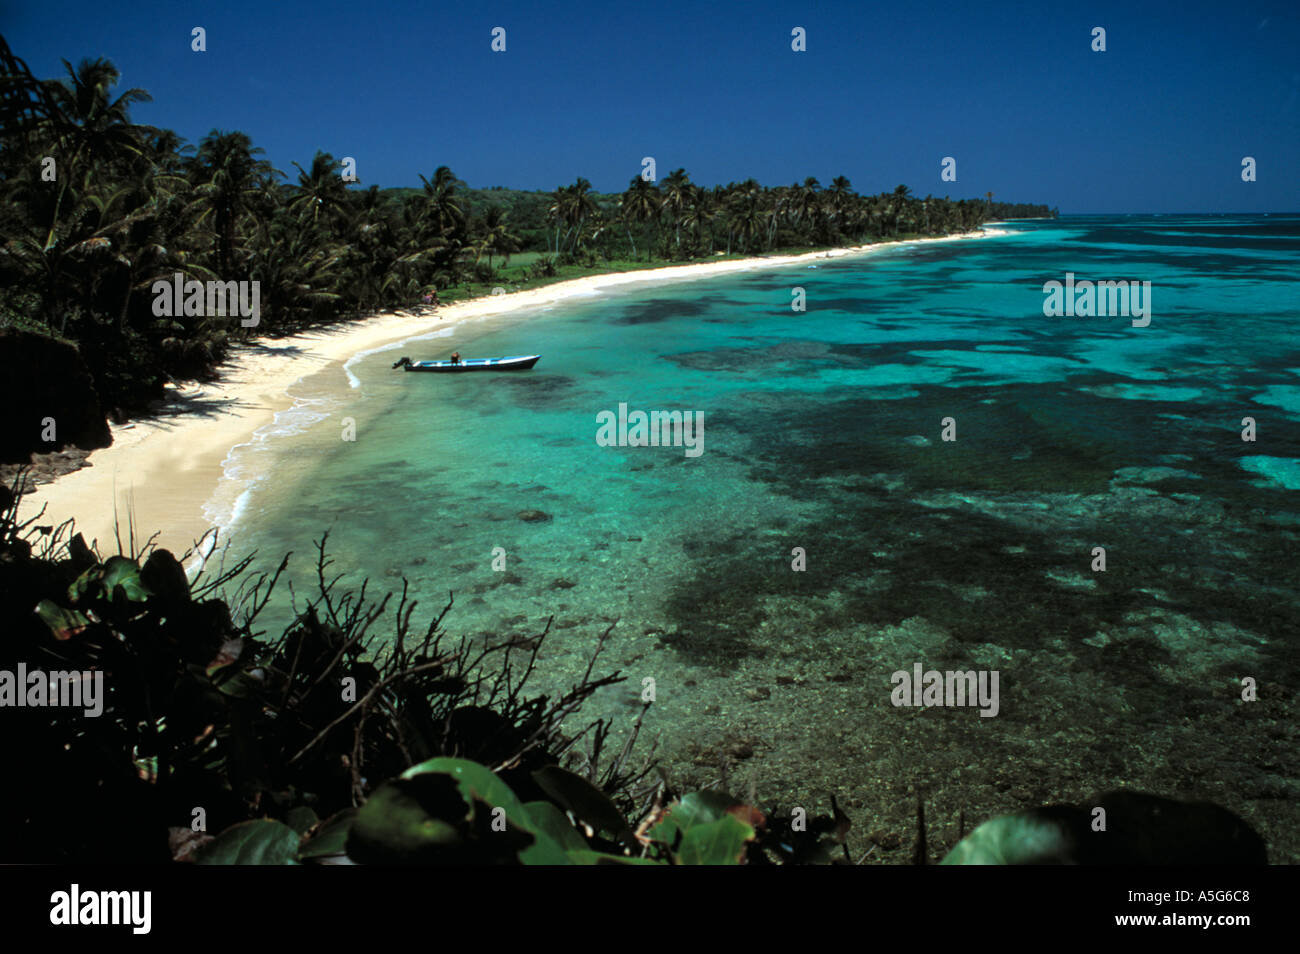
[[791, 177, 822, 242], [677, 184, 709, 251], [246, 216, 342, 330], [827, 176, 851, 221], [576, 211, 610, 257], [41, 58, 150, 163], [721, 179, 762, 253], [289, 151, 351, 232], [880, 184, 913, 237], [190, 130, 276, 275], [553, 177, 597, 254], [0, 35, 56, 149], [546, 185, 568, 253], [618, 176, 660, 260], [417, 166, 466, 240], [766, 184, 791, 249], [660, 168, 692, 251], [100, 164, 202, 336], [36, 58, 150, 254], [473, 205, 520, 268], [728, 188, 767, 254], [3, 31, 1044, 422]]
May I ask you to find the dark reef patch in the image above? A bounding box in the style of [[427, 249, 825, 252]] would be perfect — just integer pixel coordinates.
[[494, 373, 582, 408], [610, 298, 711, 325]]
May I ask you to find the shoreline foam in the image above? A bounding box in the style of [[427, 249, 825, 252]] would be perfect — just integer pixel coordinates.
[[19, 228, 1008, 562]]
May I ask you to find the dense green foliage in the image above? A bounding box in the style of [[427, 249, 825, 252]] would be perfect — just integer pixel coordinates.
[[198, 760, 778, 865], [0, 481, 603, 859], [0, 36, 1052, 416], [0, 474, 851, 864]]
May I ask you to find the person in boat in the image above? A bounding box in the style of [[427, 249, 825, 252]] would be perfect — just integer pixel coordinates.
[[450, 351, 461, 365]]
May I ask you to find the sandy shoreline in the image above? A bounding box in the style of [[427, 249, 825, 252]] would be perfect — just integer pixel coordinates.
[[19, 228, 1006, 561]]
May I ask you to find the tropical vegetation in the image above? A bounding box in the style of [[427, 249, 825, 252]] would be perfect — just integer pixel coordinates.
[[0, 472, 849, 864], [0, 36, 1053, 417]]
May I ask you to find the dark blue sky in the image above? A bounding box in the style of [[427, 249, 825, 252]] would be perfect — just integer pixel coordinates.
[[4, 0, 1297, 212]]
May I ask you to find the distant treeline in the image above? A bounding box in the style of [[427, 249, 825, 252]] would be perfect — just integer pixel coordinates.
[[390, 185, 1057, 259], [986, 201, 1057, 220], [0, 36, 1055, 415]]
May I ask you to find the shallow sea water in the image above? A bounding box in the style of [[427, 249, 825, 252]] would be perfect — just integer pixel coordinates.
[[217, 216, 1300, 861]]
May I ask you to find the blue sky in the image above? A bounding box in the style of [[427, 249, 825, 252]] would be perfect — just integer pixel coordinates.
[[3, 0, 1297, 212]]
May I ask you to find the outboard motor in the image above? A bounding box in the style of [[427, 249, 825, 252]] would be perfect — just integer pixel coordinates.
[[392, 356, 410, 370]]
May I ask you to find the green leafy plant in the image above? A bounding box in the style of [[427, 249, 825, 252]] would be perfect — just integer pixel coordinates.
[[1, 475, 656, 863], [195, 756, 769, 865], [3, 475, 853, 866]]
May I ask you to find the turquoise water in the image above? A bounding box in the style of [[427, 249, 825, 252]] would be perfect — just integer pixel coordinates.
[[219, 217, 1300, 860]]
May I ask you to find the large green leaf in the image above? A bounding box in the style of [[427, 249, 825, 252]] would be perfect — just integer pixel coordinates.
[[103, 556, 153, 603], [346, 776, 464, 864], [939, 813, 1073, 865], [649, 790, 743, 845], [402, 757, 533, 829], [193, 819, 300, 865], [531, 765, 630, 838], [33, 600, 91, 640], [675, 815, 753, 865], [398, 758, 570, 863], [518, 828, 573, 866], [68, 556, 152, 604], [298, 808, 356, 860], [521, 800, 588, 853], [350, 770, 554, 864]]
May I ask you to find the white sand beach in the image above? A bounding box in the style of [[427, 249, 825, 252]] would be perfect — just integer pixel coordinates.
[[19, 228, 1006, 560]]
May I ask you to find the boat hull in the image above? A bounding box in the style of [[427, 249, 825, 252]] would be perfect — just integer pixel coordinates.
[[402, 355, 540, 373]]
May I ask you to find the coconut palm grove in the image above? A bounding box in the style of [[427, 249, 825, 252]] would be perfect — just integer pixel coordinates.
[[0, 37, 1049, 417]]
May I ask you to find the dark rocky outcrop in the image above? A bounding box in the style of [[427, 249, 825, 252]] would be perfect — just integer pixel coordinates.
[[0, 329, 112, 464], [941, 791, 1267, 864]]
